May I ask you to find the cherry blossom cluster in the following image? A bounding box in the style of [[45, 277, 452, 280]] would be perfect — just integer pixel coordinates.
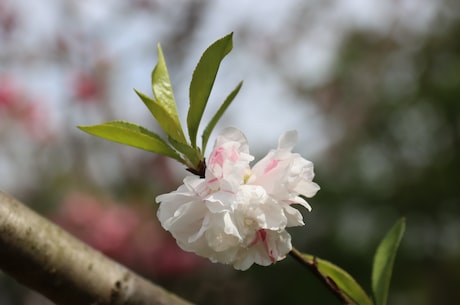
[[156, 127, 320, 270]]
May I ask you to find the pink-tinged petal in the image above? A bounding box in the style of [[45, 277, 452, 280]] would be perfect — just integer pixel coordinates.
[[232, 229, 292, 270], [264, 159, 280, 174], [214, 127, 250, 154], [205, 128, 254, 193], [251, 136, 319, 202], [254, 229, 275, 263], [250, 131, 299, 183]]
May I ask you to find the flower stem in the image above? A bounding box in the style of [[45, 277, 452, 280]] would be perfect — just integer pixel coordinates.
[[185, 158, 206, 178], [289, 247, 351, 305]]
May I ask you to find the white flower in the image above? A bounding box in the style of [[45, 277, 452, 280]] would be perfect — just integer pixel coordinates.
[[156, 127, 319, 270]]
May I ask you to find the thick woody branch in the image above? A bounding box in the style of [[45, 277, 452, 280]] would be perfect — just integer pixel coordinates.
[[0, 191, 194, 305]]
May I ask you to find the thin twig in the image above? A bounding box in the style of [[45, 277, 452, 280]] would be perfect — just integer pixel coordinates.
[[289, 247, 351, 305]]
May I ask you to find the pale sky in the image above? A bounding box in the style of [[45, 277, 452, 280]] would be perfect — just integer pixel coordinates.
[[0, 0, 442, 191]]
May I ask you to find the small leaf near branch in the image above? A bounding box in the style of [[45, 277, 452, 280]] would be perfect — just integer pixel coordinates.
[[201, 81, 243, 154], [167, 136, 202, 172], [299, 252, 374, 305], [78, 121, 184, 163], [372, 218, 406, 305], [187, 32, 234, 148]]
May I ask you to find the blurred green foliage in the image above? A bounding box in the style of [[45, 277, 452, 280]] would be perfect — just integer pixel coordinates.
[[249, 9, 460, 305]]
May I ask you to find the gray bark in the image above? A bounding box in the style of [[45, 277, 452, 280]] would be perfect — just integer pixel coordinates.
[[0, 191, 194, 305]]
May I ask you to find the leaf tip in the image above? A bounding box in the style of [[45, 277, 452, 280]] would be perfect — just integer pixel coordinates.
[[156, 43, 163, 54]]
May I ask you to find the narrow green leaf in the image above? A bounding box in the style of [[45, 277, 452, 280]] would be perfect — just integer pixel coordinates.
[[187, 32, 234, 147], [302, 254, 374, 305], [168, 136, 201, 169], [134, 89, 185, 143], [139, 44, 186, 143], [201, 81, 243, 154], [78, 121, 183, 162], [372, 218, 406, 305]]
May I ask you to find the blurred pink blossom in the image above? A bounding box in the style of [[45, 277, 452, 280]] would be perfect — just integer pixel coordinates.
[[0, 76, 19, 109], [72, 71, 104, 103], [0, 75, 52, 141], [52, 192, 205, 277]]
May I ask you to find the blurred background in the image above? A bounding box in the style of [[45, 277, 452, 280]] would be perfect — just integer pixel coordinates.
[[1, 0, 459, 304]]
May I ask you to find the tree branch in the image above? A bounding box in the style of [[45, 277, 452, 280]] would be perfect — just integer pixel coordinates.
[[0, 191, 194, 305]]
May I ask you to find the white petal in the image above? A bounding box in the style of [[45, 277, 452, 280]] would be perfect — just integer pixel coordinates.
[[282, 204, 306, 226], [205, 191, 235, 213], [278, 130, 298, 151], [215, 127, 250, 154], [206, 212, 241, 251], [296, 198, 312, 212]]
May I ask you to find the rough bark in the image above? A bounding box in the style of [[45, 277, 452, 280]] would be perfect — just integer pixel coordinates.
[[0, 191, 194, 305]]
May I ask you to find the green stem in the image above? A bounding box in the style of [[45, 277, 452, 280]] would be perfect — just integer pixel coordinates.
[[289, 247, 351, 305]]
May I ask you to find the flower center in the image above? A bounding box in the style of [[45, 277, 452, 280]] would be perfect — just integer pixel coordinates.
[[244, 217, 255, 227]]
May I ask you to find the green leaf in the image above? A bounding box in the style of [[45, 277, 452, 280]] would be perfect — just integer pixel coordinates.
[[302, 254, 374, 305], [139, 44, 186, 143], [78, 121, 183, 162], [372, 218, 406, 305], [134, 89, 185, 143], [187, 32, 234, 147], [201, 81, 243, 154], [168, 136, 201, 169]]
